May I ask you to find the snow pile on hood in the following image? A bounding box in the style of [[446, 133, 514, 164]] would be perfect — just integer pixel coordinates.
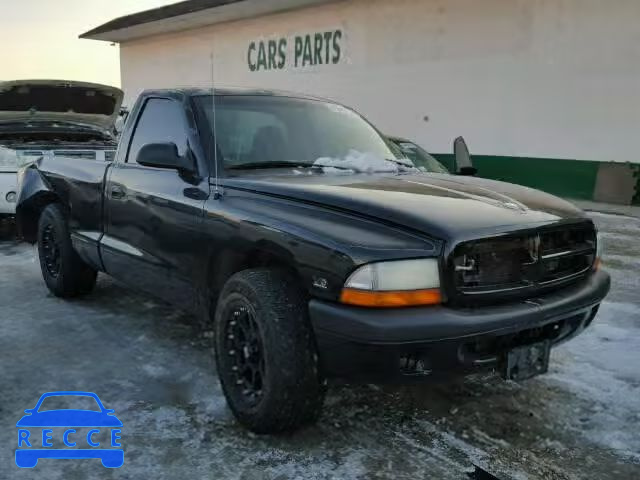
[[314, 150, 399, 173], [317, 166, 357, 175]]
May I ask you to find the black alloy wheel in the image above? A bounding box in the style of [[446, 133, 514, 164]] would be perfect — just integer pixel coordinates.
[[41, 223, 62, 278], [214, 268, 325, 433], [36, 203, 97, 297], [224, 302, 266, 406]]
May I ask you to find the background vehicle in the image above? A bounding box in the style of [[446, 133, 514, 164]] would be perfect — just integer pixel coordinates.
[[1, 147, 21, 217], [0, 80, 121, 217], [16, 88, 610, 434], [387, 135, 450, 174], [387, 135, 478, 176]]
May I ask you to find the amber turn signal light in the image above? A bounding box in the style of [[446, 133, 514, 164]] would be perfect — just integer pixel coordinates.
[[339, 288, 442, 308]]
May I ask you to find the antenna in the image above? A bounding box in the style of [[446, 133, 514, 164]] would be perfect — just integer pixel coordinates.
[[210, 52, 221, 200]]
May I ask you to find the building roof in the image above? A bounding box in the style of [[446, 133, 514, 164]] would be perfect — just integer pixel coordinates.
[[80, 0, 334, 42], [80, 0, 240, 39]]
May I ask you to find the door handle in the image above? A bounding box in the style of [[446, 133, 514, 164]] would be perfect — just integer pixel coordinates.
[[110, 185, 126, 199]]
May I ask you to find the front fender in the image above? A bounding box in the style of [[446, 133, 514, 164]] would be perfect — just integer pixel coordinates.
[[202, 190, 441, 303], [15, 162, 59, 242]]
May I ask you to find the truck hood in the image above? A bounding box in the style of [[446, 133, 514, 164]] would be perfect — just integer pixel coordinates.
[[224, 172, 588, 241], [0, 80, 123, 131]]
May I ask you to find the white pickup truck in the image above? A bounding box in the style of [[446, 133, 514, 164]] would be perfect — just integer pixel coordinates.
[[0, 80, 122, 218]]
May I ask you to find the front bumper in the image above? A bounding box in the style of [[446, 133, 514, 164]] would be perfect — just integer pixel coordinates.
[[309, 270, 610, 382]]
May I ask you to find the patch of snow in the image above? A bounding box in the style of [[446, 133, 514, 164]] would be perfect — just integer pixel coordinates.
[[318, 166, 355, 175], [141, 363, 168, 377], [604, 254, 640, 269], [470, 428, 511, 449], [254, 448, 370, 480], [589, 211, 636, 221], [314, 149, 398, 173], [540, 438, 567, 453], [410, 419, 531, 480], [600, 231, 638, 242], [395, 431, 464, 471]]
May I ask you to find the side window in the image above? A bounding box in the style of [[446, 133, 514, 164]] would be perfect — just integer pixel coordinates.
[[127, 98, 189, 164]]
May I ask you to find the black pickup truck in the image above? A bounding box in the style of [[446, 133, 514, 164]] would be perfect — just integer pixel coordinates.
[[16, 88, 610, 433]]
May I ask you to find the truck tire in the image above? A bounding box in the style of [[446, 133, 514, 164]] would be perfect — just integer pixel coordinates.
[[214, 268, 325, 433], [37, 203, 97, 297]]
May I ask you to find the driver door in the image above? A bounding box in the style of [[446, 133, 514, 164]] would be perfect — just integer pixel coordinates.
[[101, 97, 209, 309]]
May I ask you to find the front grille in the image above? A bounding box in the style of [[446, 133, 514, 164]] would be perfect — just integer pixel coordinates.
[[449, 223, 596, 302]]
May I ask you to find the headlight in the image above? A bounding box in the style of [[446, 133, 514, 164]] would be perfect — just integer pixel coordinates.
[[340, 258, 441, 307], [594, 230, 603, 270]]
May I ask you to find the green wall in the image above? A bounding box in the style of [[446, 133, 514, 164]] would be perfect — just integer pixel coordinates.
[[434, 154, 638, 204]]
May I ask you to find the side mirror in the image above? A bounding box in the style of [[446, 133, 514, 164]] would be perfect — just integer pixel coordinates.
[[137, 142, 194, 174], [454, 136, 477, 176]]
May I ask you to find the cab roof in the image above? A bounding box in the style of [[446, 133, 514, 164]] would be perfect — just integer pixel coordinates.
[[141, 86, 334, 103]]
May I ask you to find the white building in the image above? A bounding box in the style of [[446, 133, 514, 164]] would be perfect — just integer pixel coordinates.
[[82, 0, 640, 204]]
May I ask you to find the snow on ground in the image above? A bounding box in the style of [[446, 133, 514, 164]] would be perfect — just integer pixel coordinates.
[[0, 211, 638, 479], [547, 301, 640, 462], [543, 212, 640, 464]]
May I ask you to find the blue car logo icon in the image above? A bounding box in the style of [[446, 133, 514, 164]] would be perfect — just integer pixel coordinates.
[[16, 391, 123, 468]]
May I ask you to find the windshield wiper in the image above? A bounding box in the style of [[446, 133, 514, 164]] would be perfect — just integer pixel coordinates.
[[228, 161, 355, 171], [227, 161, 309, 170], [227, 159, 410, 172]]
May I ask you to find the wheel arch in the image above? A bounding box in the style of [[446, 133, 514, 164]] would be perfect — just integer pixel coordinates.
[[15, 164, 63, 243], [204, 241, 307, 318], [16, 191, 63, 243]]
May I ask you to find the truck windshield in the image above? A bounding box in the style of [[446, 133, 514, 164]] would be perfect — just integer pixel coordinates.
[[195, 95, 411, 172]]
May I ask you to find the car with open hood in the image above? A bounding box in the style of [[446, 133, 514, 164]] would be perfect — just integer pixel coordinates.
[[15, 88, 610, 434], [0, 80, 122, 216]]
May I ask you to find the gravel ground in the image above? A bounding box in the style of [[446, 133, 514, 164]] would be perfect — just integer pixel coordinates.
[[0, 211, 638, 479]]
